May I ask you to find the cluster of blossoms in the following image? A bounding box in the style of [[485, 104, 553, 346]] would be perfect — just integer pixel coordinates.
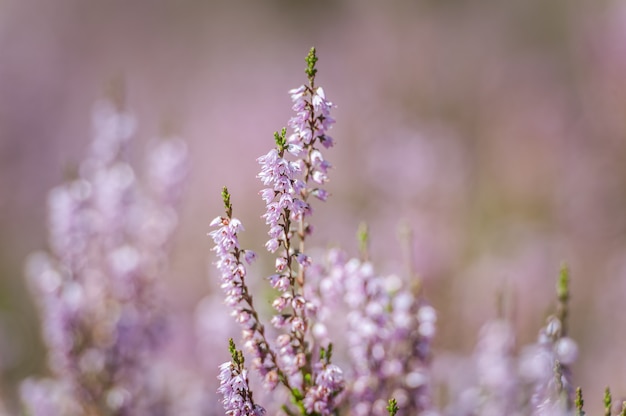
[[209, 188, 280, 391], [307, 241, 438, 416], [472, 319, 518, 416], [446, 266, 581, 416], [208, 49, 613, 416], [257, 53, 337, 405], [17, 48, 626, 416], [21, 98, 188, 415]]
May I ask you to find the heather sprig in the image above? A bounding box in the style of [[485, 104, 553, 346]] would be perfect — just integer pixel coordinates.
[[258, 47, 342, 412], [211, 48, 345, 416], [209, 187, 288, 393]]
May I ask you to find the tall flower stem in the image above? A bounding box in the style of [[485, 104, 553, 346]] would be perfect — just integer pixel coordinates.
[[255, 47, 342, 414], [210, 188, 295, 395]]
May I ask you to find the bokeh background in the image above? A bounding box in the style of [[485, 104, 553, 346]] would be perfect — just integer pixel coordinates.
[[2, 0, 626, 413]]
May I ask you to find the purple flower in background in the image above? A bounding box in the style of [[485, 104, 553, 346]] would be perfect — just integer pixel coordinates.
[[520, 266, 578, 416], [474, 320, 518, 416], [307, 244, 438, 416], [22, 99, 188, 415], [519, 314, 578, 416]]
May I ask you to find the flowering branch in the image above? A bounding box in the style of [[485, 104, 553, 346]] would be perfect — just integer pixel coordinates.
[[209, 187, 291, 393], [256, 47, 343, 414], [212, 47, 343, 416]]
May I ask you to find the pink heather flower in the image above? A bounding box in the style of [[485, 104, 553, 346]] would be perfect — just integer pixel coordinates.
[[554, 337, 578, 365], [291, 316, 306, 332], [287, 143, 303, 156], [243, 250, 257, 265], [289, 85, 306, 101], [264, 371, 279, 391], [275, 256, 288, 271], [264, 238, 279, 253], [276, 339, 298, 375], [296, 253, 312, 267], [312, 87, 330, 113], [270, 315, 288, 329], [312, 188, 329, 201], [268, 274, 290, 291], [272, 294, 291, 312], [312, 170, 328, 184], [257, 146, 308, 228]]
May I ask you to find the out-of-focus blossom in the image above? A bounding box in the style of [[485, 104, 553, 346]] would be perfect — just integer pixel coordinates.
[[474, 320, 519, 416], [520, 315, 578, 416], [22, 100, 188, 415], [308, 248, 438, 416]]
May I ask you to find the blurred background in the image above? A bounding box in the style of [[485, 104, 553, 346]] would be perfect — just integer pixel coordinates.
[[2, 0, 626, 412]]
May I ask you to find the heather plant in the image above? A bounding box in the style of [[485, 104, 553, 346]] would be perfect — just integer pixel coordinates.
[[209, 48, 344, 415], [21, 95, 188, 415], [207, 48, 621, 416], [17, 47, 626, 416], [208, 49, 439, 416]]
